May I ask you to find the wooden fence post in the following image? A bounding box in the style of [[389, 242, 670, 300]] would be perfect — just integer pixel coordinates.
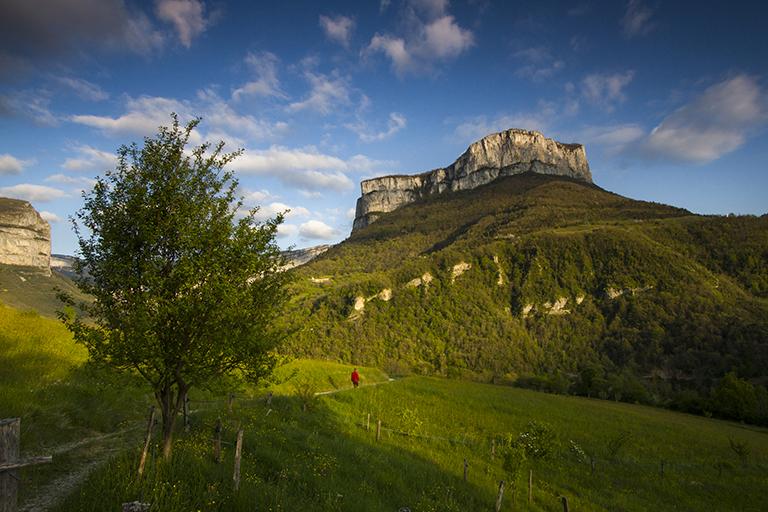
[[138, 406, 156, 477], [528, 469, 533, 504], [228, 393, 235, 414], [233, 429, 244, 491], [366, 413, 370, 431], [1, 418, 20, 512], [491, 438, 496, 458], [463, 458, 468, 482], [214, 418, 222, 463], [660, 459, 665, 479], [494, 480, 505, 512], [561, 496, 570, 512], [376, 420, 381, 442]]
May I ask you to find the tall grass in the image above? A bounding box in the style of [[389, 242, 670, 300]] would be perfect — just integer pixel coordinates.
[[54, 372, 768, 511]]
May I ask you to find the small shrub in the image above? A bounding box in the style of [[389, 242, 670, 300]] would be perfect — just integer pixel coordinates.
[[728, 438, 750, 466], [606, 431, 632, 460], [292, 379, 318, 411], [513, 421, 560, 460], [568, 439, 588, 464]]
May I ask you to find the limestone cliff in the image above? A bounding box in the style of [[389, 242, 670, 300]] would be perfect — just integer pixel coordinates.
[[0, 197, 51, 273], [352, 128, 591, 231]]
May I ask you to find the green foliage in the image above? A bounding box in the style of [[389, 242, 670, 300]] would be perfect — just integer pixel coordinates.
[[279, 174, 768, 425], [52, 374, 768, 511], [60, 115, 289, 454], [605, 431, 632, 461], [728, 437, 751, 466]]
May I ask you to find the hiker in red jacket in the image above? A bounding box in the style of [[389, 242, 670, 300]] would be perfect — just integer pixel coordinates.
[[351, 368, 360, 388]]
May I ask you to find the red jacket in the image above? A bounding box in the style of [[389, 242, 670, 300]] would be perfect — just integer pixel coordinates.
[[351, 370, 360, 383]]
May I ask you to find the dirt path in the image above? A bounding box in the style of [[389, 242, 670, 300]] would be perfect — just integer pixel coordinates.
[[19, 426, 142, 512], [314, 377, 396, 396]]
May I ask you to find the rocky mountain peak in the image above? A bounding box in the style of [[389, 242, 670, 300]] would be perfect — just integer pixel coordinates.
[[353, 128, 591, 231], [0, 197, 51, 274]]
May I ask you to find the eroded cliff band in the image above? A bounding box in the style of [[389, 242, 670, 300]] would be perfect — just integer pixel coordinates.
[[352, 128, 592, 232]]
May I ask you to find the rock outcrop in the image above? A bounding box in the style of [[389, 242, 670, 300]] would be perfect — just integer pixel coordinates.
[[281, 244, 331, 270], [352, 128, 592, 231], [0, 198, 51, 274]]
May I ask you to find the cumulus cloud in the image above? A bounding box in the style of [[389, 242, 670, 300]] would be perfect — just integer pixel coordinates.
[[288, 72, 352, 115], [577, 124, 645, 156], [250, 202, 311, 222], [39, 211, 61, 223], [621, 0, 655, 38], [232, 52, 285, 101], [62, 145, 117, 172], [276, 223, 299, 238], [70, 91, 288, 146], [0, 89, 57, 125], [55, 76, 109, 101], [299, 220, 338, 240], [453, 104, 555, 143], [581, 71, 635, 111], [365, 1, 473, 76], [0, 154, 33, 175], [0, 183, 68, 202], [155, 0, 208, 47], [45, 173, 97, 193], [229, 146, 395, 193], [319, 15, 355, 47], [639, 75, 768, 163], [346, 112, 407, 142], [513, 46, 565, 82]]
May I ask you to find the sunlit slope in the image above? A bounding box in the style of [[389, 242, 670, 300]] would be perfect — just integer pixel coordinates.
[[56, 373, 768, 511], [281, 173, 768, 416]]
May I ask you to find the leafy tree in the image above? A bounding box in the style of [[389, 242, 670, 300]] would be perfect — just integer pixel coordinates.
[[60, 116, 289, 457]]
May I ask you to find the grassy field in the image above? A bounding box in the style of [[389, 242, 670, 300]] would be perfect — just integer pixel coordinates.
[[4, 302, 767, 511], [54, 373, 768, 511]]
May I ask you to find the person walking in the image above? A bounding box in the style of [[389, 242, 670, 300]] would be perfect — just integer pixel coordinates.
[[351, 368, 360, 388]]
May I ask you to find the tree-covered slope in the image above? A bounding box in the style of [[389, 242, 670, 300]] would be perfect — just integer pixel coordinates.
[[281, 173, 768, 422]]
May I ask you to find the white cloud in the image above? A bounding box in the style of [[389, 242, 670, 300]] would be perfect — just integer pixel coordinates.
[[346, 112, 407, 142], [513, 47, 565, 82], [39, 211, 61, 223], [299, 219, 338, 240], [621, 0, 655, 38], [229, 146, 395, 192], [365, 3, 473, 76], [62, 145, 117, 172], [55, 76, 109, 101], [0, 89, 57, 125], [71, 92, 288, 145], [581, 71, 635, 111], [345, 207, 356, 220], [155, 0, 208, 48], [288, 72, 351, 115], [45, 173, 97, 192], [249, 202, 311, 222], [423, 15, 473, 59], [0, 183, 68, 202], [578, 124, 645, 155], [241, 188, 274, 203], [70, 95, 188, 136], [232, 52, 285, 101], [319, 15, 355, 48], [453, 105, 555, 143], [276, 223, 298, 238], [641, 75, 768, 163], [0, 154, 32, 175]]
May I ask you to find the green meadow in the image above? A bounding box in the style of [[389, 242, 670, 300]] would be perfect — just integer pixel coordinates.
[[3, 303, 767, 511]]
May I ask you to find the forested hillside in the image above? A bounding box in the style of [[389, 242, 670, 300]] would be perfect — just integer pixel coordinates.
[[280, 173, 768, 423]]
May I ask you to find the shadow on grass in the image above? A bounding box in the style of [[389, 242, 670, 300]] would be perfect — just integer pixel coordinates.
[[51, 392, 499, 512]]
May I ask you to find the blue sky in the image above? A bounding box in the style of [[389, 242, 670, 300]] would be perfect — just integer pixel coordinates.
[[1, 0, 767, 254]]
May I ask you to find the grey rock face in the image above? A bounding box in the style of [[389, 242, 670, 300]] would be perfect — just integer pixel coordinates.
[[0, 197, 51, 273], [352, 128, 592, 231], [280, 244, 331, 270]]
